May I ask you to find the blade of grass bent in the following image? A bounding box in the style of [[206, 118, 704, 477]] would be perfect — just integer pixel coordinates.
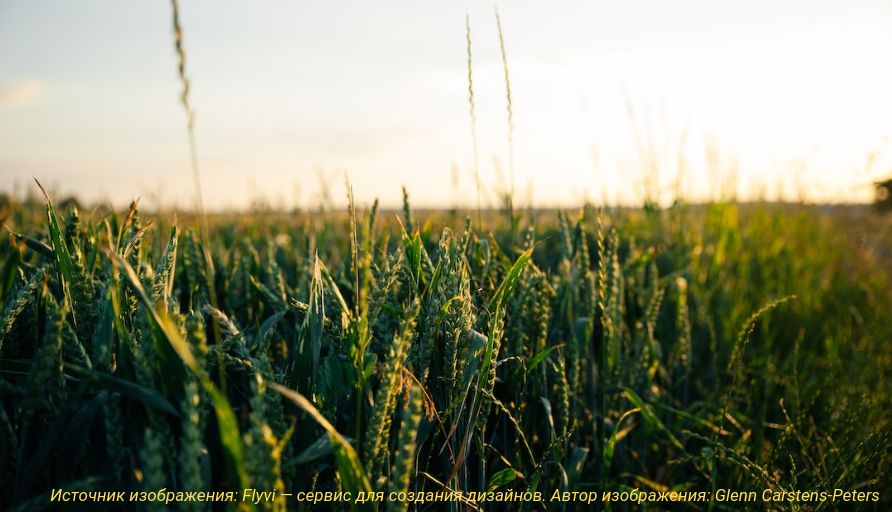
[[107, 250, 252, 499], [485, 246, 533, 314], [272, 382, 375, 512], [476, 247, 533, 405], [622, 388, 685, 451], [602, 407, 640, 479], [107, 250, 186, 406], [67, 363, 180, 417], [5, 229, 53, 259]]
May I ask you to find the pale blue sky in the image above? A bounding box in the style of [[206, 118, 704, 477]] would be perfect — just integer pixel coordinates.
[[2, 0, 891, 210]]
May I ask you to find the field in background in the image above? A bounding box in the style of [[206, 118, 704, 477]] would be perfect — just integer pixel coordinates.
[[0, 192, 890, 511]]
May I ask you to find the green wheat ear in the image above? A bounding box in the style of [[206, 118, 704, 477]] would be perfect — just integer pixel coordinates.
[[245, 375, 286, 511], [0, 269, 44, 355], [387, 384, 422, 512], [104, 392, 127, 482], [25, 293, 66, 421], [140, 426, 167, 512], [178, 379, 204, 512], [363, 299, 419, 482]]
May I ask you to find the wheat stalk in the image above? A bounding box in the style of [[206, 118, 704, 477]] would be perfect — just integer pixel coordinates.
[[495, 7, 515, 219], [466, 15, 481, 228], [364, 299, 419, 480], [387, 384, 423, 512]]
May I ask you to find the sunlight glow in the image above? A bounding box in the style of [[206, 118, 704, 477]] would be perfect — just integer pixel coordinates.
[[1, 0, 890, 210]]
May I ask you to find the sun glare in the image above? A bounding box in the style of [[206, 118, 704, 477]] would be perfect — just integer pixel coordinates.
[[0, 1, 890, 209]]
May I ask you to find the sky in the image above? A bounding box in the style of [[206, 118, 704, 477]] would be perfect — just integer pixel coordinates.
[[1, 0, 891, 211]]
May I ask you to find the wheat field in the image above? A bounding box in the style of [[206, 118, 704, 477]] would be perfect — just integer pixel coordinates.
[[0, 192, 890, 511]]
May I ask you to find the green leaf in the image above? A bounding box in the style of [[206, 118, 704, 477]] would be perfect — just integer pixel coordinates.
[[290, 254, 325, 393], [486, 246, 533, 314], [16, 381, 90, 503], [35, 178, 77, 326], [486, 467, 518, 492], [486, 232, 514, 271], [395, 214, 424, 293], [107, 250, 187, 408], [294, 434, 338, 464], [622, 389, 685, 451], [68, 364, 179, 417], [472, 247, 534, 426], [566, 447, 589, 490], [602, 407, 639, 478], [58, 394, 105, 480], [460, 330, 488, 393], [272, 383, 375, 512], [5, 230, 53, 259], [318, 355, 347, 405], [405, 234, 423, 291], [526, 345, 559, 374], [122, 220, 154, 260], [256, 310, 285, 352], [0, 358, 32, 375]]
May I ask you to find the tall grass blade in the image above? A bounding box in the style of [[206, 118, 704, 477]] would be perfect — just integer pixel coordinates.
[[622, 388, 685, 451], [272, 383, 375, 512], [34, 179, 77, 326]]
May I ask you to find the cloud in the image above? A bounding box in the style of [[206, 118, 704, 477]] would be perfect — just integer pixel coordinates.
[[0, 81, 47, 108]]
